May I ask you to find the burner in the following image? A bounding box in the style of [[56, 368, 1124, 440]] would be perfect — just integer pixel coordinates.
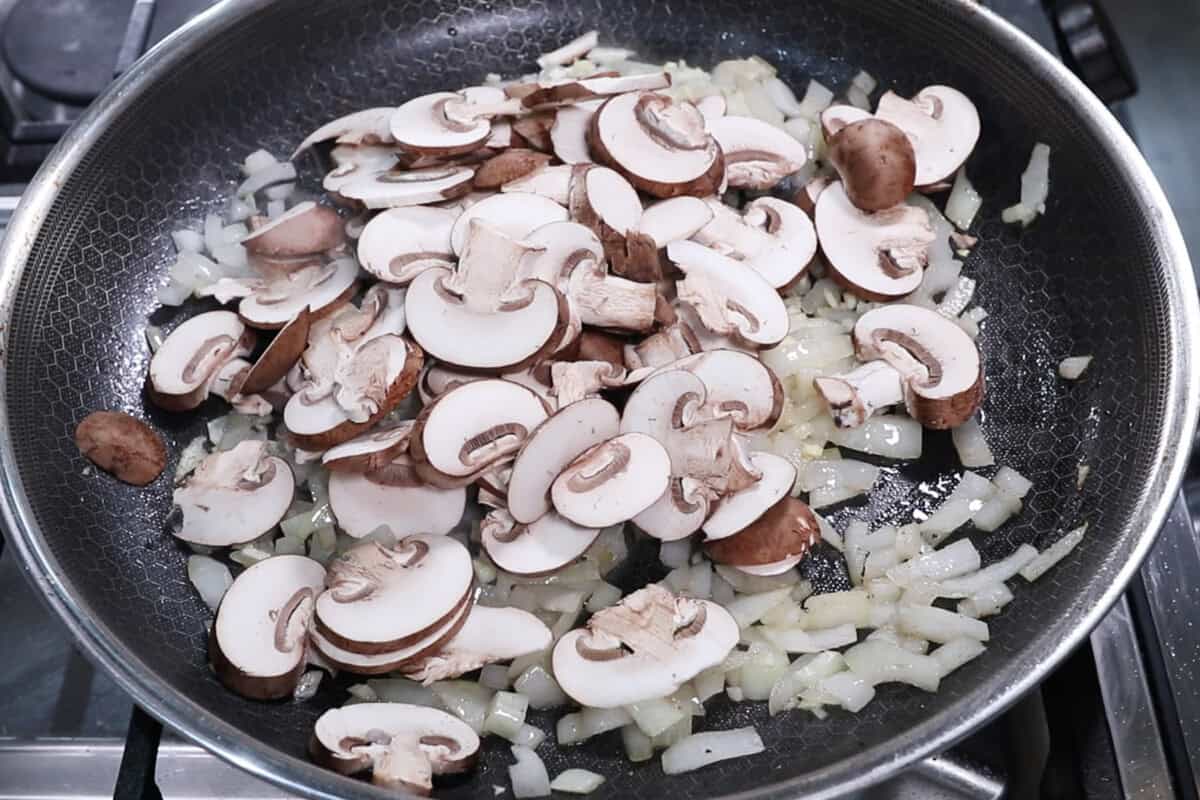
[[2, 0, 132, 105]]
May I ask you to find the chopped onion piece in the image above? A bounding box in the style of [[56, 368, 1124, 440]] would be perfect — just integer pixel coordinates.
[[958, 582, 1014, 618], [932, 638, 987, 676], [627, 696, 688, 737], [621, 724, 654, 762], [557, 707, 633, 745], [694, 666, 725, 702], [812, 670, 876, 712], [920, 472, 995, 545], [795, 79, 835, 120], [803, 590, 871, 629], [242, 148, 278, 176], [237, 161, 297, 197], [865, 625, 929, 654], [650, 714, 692, 749], [265, 182, 295, 201], [480, 664, 511, 691], [509, 745, 551, 799], [851, 70, 878, 94], [186, 555, 232, 611], [430, 680, 493, 734], [931, 544, 1038, 598], [171, 228, 205, 254], [945, 169, 983, 230], [367, 678, 439, 706], [1077, 463, 1091, 489], [511, 723, 547, 750], [1058, 355, 1092, 380], [887, 539, 981, 586], [586, 581, 622, 613], [762, 623, 858, 654], [971, 492, 1021, 532], [661, 727, 765, 775], [843, 520, 869, 586], [660, 538, 692, 568], [937, 276, 977, 319], [1020, 524, 1087, 581], [157, 279, 192, 306], [513, 665, 567, 710], [550, 769, 606, 794], [813, 512, 843, 553], [725, 588, 792, 629], [896, 604, 989, 643], [992, 467, 1033, 499], [293, 669, 323, 702], [765, 76, 804, 117], [738, 642, 789, 701], [951, 415, 993, 468], [1020, 143, 1052, 213], [846, 85, 871, 110], [1001, 203, 1037, 225], [829, 415, 923, 460], [844, 641, 941, 692], [798, 459, 880, 509]]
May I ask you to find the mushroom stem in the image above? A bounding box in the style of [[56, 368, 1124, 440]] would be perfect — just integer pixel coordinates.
[[814, 360, 905, 428], [568, 261, 659, 332]]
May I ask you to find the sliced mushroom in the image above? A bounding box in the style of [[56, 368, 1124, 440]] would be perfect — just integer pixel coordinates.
[[284, 334, 423, 450], [338, 165, 476, 210], [322, 421, 414, 472], [827, 118, 917, 212], [667, 240, 789, 347], [707, 115, 808, 190], [448, 191, 568, 255], [815, 182, 934, 301], [409, 378, 549, 485], [239, 258, 359, 330], [206, 357, 270, 414], [874, 85, 981, 188], [147, 311, 254, 411], [500, 163, 575, 205], [328, 454, 467, 538], [694, 94, 727, 123], [536, 30, 599, 69], [812, 360, 905, 429], [819, 104, 872, 140], [511, 111, 556, 152], [209, 554, 325, 700], [705, 496, 821, 567], [481, 508, 601, 576], [172, 440, 294, 546], [668, 349, 784, 432], [399, 605, 553, 683], [550, 100, 603, 164], [673, 300, 755, 356], [405, 223, 566, 371], [792, 175, 832, 217], [315, 535, 473, 654], [575, 329, 628, 370], [357, 207, 457, 284], [549, 360, 629, 407], [694, 197, 817, 289], [623, 321, 700, 370], [241, 202, 344, 258], [473, 149, 554, 189], [521, 72, 671, 109], [566, 165, 647, 275], [293, 108, 396, 156], [310, 703, 480, 794], [74, 411, 167, 486], [322, 145, 402, 194], [551, 432, 671, 527], [566, 260, 659, 332], [552, 584, 738, 707], [506, 397, 620, 524], [850, 303, 983, 428], [702, 452, 796, 540], [637, 196, 714, 249], [520, 221, 605, 287], [389, 92, 493, 156], [240, 308, 311, 394], [589, 91, 724, 198]]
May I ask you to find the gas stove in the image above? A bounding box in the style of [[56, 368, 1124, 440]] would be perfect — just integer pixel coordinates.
[[0, 1, 1196, 798]]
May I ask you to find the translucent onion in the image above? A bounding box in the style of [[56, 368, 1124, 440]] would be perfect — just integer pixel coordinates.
[[1020, 143, 1052, 213], [513, 665, 567, 710], [430, 681, 493, 734], [509, 745, 551, 799], [186, 555, 232, 611], [958, 583, 1014, 618], [367, 678, 439, 706], [550, 769, 606, 794], [829, 415, 923, 460], [896, 604, 989, 644], [621, 724, 654, 762], [886, 539, 981, 586], [661, 727, 765, 775], [795, 80, 835, 120], [843, 641, 941, 692], [1058, 355, 1092, 380], [761, 623, 858, 654], [951, 415, 994, 468], [931, 638, 987, 677], [724, 587, 792, 628], [1020, 524, 1087, 581], [945, 169, 983, 230], [627, 696, 688, 737]]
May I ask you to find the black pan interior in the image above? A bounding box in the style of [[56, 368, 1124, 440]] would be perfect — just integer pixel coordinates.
[[2, 0, 1178, 797]]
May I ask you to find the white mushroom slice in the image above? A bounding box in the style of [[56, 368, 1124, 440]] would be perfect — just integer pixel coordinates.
[[294, 108, 394, 155], [358, 207, 457, 284], [310, 595, 473, 674], [667, 240, 789, 347], [284, 334, 423, 450], [550, 360, 629, 407], [389, 92, 492, 156], [695, 94, 727, 123], [323, 145, 401, 194], [875, 86, 981, 187], [173, 441, 294, 546], [507, 397, 620, 524], [351, 284, 408, 342], [400, 605, 553, 683], [241, 202, 344, 258], [315, 535, 473, 654], [210, 555, 325, 700], [633, 477, 711, 542], [742, 197, 818, 288], [329, 455, 467, 538], [416, 363, 552, 407], [148, 311, 253, 411], [482, 508, 601, 576], [819, 104, 872, 140], [673, 301, 755, 356], [338, 166, 475, 210], [240, 308, 311, 395], [410, 379, 549, 482], [486, 119, 513, 149], [239, 258, 359, 329], [551, 100, 603, 164], [815, 183, 934, 301], [448, 192, 567, 255], [623, 322, 700, 371], [551, 432, 671, 527], [813, 360, 905, 429], [692, 198, 772, 258], [310, 703, 480, 794], [207, 357, 271, 415], [707, 115, 808, 190], [852, 304, 983, 429], [536, 30, 599, 68], [826, 118, 917, 212], [793, 175, 832, 217], [321, 422, 412, 472], [705, 496, 821, 567], [669, 349, 784, 432], [703, 452, 796, 540], [637, 196, 714, 248], [473, 149, 554, 189], [521, 72, 671, 108], [589, 91, 723, 198], [500, 164, 575, 205], [552, 585, 738, 708], [737, 556, 805, 576], [520, 221, 605, 286]]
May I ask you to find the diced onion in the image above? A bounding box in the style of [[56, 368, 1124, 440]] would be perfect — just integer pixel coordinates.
[[480, 664, 511, 691], [931, 544, 1038, 598], [557, 707, 632, 745], [843, 520, 869, 586], [896, 604, 989, 644], [992, 467, 1033, 499], [795, 79, 834, 120], [509, 745, 551, 799], [811, 670, 876, 712], [621, 723, 654, 762], [1001, 203, 1037, 226], [829, 415, 923, 460], [851, 70, 878, 94], [724, 587, 793, 628], [171, 228, 205, 254], [293, 670, 323, 702], [660, 538, 692, 568], [174, 435, 209, 481], [512, 724, 547, 749], [971, 492, 1021, 532], [937, 276, 977, 319], [846, 85, 871, 110], [951, 415, 994, 468], [919, 472, 995, 545], [186, 555, 232, 612], [886, 539, 981, 586], [958, 582, 1013, 618], [237, 161, 297, 197], [738, 642, 789, 701], [765, 77, 804, 117], [627, 696, 688, 737], [931, 638, 987, 677], [802, 590, 871, 629], [513, 665, 567, 710], [1058, 355, 1092, 380], [945, 169, 983, 230], [550, 769, 606, 794], [798, 459, 879, 508], [157, 279, 192, 306], [585, 581, 622, 612], [430, 681, 493, 734], [265, 182, 295, 201], [1020, 524, 1087, 581], [367, 678, 439, 706], [694, 666, 725, 702], [1020, 142, 1051, 213], [485, 691, 529, 739], [661, 727, 765, 775], [761, 623, 858, 654], [843, 641, 941, 692], [242, 148, 279, 176], [714, 564, 797, 594]]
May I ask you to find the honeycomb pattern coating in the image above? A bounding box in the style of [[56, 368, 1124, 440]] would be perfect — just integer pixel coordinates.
[[1, 0, 1184, 798]]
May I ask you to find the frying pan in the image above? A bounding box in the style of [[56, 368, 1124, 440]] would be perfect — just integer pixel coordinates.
[[0, 0, 1196, 798]]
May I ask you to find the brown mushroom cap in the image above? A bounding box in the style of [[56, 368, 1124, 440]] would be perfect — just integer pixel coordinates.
[[241, 202, 345, 258], [473, 149, 555, 189], [240, 308, 311, 394], [827, 118, 917, 212], [75, 411, 167, 486], [704, 496, 821, 566], [874, 85, 981, 188]]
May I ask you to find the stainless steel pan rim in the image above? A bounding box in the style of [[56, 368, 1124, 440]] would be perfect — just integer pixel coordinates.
[[0, 1, 1196, 798]]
